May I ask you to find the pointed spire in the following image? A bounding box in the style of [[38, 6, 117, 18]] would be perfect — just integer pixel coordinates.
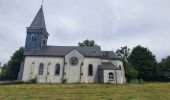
[[30, 6, 46, 28]]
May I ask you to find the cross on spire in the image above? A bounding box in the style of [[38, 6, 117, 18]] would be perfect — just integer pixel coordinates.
[[42, 0, 44, 7]]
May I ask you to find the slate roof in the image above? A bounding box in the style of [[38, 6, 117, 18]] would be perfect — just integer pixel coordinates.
[[102, 51, 120, 59], [24, 45, 121, 59], [27, 6, 49, 36], [30, 6, 46, 28], [24, 46, 102, 57], [99, 62, 120, 70]]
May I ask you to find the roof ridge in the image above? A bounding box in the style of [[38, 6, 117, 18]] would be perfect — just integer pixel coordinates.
[[47, 45, 100, 48]]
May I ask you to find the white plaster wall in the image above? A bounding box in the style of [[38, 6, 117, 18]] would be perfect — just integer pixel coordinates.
[[103, 70, 124, 84], [103, 70, 115, 83], [102, 59, 126, 84], [116, 70, 125, 84], [65, 49, 84, 83], [22, 55, 126, 84], [83, 57, 102, 83], [0, 68, 1, 74], [22, 56, 64, 83]]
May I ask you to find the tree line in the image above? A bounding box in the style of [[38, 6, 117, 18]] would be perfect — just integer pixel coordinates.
[[0, 40, 170, 82], [116, 45, 170, 82]]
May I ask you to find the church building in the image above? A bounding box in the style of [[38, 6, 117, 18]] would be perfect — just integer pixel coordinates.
[[18, 6, 126, 84]]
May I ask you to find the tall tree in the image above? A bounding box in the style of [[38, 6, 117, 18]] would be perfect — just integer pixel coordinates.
[[116, 46, 138, 81], [78, 39, 96, 47], [128, 45, 157, 80], [158, 56, 170, 81], [116, 46, 130, 62], [0, 47, 24, 80]]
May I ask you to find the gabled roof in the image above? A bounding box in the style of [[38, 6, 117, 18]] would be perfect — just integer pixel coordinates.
[[24, 46, 102, 57], [30, 6, 46, 28], [99, 62, 120, 70], [24, 46, 121, 59]]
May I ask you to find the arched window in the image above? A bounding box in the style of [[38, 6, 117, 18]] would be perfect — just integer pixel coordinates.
[[109, 72, 114, 80], [43, 39, 46, 45], [38, 63, 44, 75], [119, 65, 121, 69], [55, 63, 60, 75], [88, 64, 93, 76], [31, 34, 36, 42]]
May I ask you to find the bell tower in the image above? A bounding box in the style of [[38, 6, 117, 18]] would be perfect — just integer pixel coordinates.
[[25, 6, 49, 51]]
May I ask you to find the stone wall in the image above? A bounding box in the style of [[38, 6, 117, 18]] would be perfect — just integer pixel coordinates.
[[22, 56, 64, 83], [22, 53, 125, 84]]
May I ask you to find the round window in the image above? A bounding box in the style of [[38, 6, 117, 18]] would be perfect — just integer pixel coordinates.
[[69, 57, 79, 66]]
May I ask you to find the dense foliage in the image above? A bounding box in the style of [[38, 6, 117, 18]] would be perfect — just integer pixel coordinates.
[[78, 39, 96, 47], [128, 45, 157, 81], [158, 56, 170, 81], [0, 47, 24, 80], [116, 46, 138, 81]]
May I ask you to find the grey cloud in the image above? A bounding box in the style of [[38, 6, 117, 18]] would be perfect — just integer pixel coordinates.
[[0, 0, 170, 64]]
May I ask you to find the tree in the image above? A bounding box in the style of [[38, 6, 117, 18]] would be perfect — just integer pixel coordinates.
[[160, 56, 170, 71], [124, 62, 139, 81], [116, 46, 130, 62], [116, 46, 138, 81], [0, 47, 24, 80], [158, 56, 170, 81], [128, 45, 157, 80], [78, 39, 96, 47]]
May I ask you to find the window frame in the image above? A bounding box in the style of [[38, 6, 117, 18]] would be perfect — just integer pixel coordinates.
[[88, 64, 93, 76], [108, 72, 114, 80], [55, 63, 60, 76], [43, 39, 46, 45], [31, 34, 36, 42], [38, 63, 44, 75], [119, 65, 121, 69]]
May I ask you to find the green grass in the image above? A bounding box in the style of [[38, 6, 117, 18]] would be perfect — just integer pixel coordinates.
[[0, 83, 170, 100]]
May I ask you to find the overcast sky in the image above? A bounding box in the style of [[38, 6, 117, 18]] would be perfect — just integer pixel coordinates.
[[0, 0, 170, 65]]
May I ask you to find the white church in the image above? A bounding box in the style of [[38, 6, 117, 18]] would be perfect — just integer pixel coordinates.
[[18, 6, 126, 84]]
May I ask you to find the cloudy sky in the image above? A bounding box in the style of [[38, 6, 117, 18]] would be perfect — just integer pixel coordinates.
[[0, 0, 170, 65]]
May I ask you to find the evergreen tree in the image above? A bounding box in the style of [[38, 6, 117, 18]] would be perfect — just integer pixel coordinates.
[[158, 56, 170, 81], [128, 45, 157, 80]]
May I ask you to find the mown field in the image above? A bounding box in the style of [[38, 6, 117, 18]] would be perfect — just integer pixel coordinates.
[[0, 83, 170, 100]]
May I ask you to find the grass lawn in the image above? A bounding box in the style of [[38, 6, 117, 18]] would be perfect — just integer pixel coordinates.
[[0, 82, 170, 100]]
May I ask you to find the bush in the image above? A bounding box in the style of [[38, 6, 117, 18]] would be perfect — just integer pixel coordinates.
[[62, 79, 67, 83], [29, 77, 37, 84], [124, 62, 138, 81], [128, 79, 144, 84]]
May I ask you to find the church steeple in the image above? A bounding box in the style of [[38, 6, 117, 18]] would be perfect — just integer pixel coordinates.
[[28, 6, 49, 36], [25, 6, 49, 51], [30, 6, 46, 28]]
